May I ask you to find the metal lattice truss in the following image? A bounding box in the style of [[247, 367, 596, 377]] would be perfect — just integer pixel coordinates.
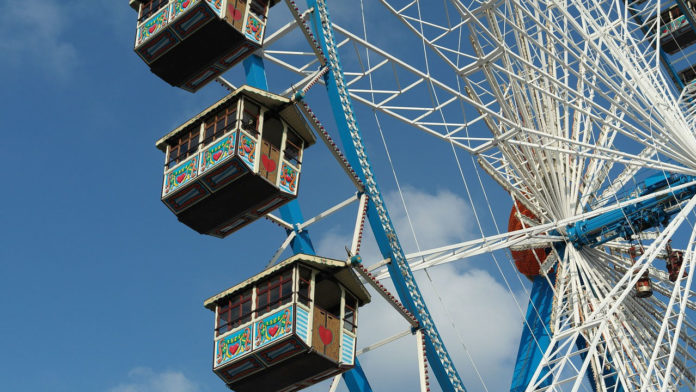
[[248, 0, 696, 390], [264, 0, 696, 216]]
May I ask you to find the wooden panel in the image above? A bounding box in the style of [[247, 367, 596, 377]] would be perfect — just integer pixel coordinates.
[[226, 0, 247, 31], [311, 307, 325, 353], [324, 313, 340, 362], [259, 141, 279, 183], [267, 144, 280, 183], [311, 307, 340, 362], [259, 141, 269, 179]]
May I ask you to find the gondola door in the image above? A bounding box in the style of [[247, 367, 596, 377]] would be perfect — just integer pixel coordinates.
[[312, 307, 341, 362], [259, 114, 283, 184], [227, 0, 247, 31]]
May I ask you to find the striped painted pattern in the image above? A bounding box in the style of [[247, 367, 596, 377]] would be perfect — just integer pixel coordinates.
[[295, 306, 310, 344], [341, 333, 355, 365]]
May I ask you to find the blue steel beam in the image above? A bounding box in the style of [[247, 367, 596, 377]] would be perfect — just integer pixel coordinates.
[[303, 1, 466, 391], [242, 54, 373, 391], [567, 173, 696, 248], [575, 335, 624, 392], [509, 241, 625, 392], [243, 55, 316, 254], [510, 273, 555, 392]]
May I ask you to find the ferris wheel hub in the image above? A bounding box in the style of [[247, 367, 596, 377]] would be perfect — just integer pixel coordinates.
[[567, 173, 696, 248]]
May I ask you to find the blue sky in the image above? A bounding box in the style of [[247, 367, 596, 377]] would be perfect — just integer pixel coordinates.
[[0, 1, 530, 391]]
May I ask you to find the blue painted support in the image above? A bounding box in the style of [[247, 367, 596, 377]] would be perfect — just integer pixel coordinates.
[[507, 246, 624, 391], [243, 55, 269, 90], [243, 55, 316, 254], [510, 273, 555, 392], [575, 335, 624, 392], [243, 54, 371, 391], [343, 359, 372, 392], [567, 173, 696, 248], [303, 1, 465, 391]]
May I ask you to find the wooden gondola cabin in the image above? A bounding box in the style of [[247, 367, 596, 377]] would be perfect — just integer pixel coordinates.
[[156, 85, 316, 237], [648, 2, 696, 54], [204, 254, 370, 392], [130, 0, 279, 91]]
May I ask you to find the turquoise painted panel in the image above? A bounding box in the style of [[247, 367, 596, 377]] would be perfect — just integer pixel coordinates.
[[244, 13, 264, 43], [341, 333, 355, 365], [214, 325, 252, 368], [163, 155, 199, 197], [238, 133, 257, 170], [171, 0, 199, 19], [200, 133, 236, 174], [278, 161, 299, 195], [295, 306, 310, 344], [205, 0, 224, 17], [661, 15, 688, 38], [136, 6, 170, 46], [253, 306, 294, 350]]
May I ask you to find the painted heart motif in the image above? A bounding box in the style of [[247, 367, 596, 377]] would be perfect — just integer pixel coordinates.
[[230, 7, 242, 20], [318, 326, 333, 345], [148, 25, 157, 34], [261, 155, 276, 173], [243, 144, 252, 153], [213, 151, 222, 161], [228, 343, 239, 355], [284, 174, 293, 182], [268, 325, 279, 337], [182, 0, 190, 8], [176, 173, 186, 184]]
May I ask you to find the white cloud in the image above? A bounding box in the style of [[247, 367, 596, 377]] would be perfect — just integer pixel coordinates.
[[310, 186, 525, 391], [0, 0, 78, 78], [384, 185, 474, 252], [109, 368, 199, 392], [316, 186, 474, 261]]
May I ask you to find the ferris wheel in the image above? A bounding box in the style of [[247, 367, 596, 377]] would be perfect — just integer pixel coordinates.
[[131, 0, 696, 390]]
